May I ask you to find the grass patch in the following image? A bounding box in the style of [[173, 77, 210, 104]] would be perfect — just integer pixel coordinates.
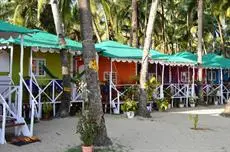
[[66, 144, 129, 152]]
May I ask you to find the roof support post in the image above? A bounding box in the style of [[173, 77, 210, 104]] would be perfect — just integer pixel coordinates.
[[192, 66, 195, 97], [220, 68, 224, 104], [18, 35, 24, 119], [109, 59, 113, 114], [160, 64, 165, 99]]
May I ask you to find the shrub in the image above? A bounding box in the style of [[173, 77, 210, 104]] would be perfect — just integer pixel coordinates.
[[76, 111, 98, 146], [189, 114, 199, 129], [121, 99, 137, 112], [156, 99, 169, 111]]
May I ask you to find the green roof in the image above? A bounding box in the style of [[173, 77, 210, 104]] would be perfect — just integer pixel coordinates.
[[96, 40, 163, 59], [0, 20, 37, 34], [202, 53, 230, 69], [1, 30, 82, 50]]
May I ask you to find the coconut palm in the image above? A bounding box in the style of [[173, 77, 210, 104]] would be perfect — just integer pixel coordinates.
[[50, 0, 72, 117], [78, 0, 112, 146], [139, 0, 159, 118]]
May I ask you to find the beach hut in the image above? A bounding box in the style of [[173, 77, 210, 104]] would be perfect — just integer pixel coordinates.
[[0, 20, 38, 144]]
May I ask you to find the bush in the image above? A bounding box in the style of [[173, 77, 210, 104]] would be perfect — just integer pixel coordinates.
[[76, 111, 98, 146], [121, 99, 137, 112], [156, 99, 169, 111], [42, 101, 52, 116], [189, 114, 199, 129]]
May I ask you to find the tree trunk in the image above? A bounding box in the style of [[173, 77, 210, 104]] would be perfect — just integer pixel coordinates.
[[197, 0, 203, 103], [50, 0, 71, 117], [78, 0, 112, 146], [130, 0, 138, 47], [161, 0, 166, 53], [139, 0, 159, 118], [217, 18, 226, 57]]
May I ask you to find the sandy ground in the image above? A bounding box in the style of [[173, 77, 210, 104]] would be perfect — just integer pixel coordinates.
[[1, 105, 230, 152]]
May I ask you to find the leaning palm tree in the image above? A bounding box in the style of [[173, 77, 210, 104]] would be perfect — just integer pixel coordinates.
[[50, 0, 71, 117], [78, 0, 112, 146], [139, 0, 159, 117]]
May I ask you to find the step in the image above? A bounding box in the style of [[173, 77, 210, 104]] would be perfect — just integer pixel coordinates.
[[0, 116, 16, 123], [0, 122, 25, 128]]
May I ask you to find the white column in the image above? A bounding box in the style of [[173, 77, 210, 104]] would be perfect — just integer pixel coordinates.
[[9, 46, 14, 79], [169, 66, 172, 83], [220, 68, 224, 104], [9, 46, 14, 106], [18, 35, 24, 118], [160, 64, 165, 98], [109, 59, 113, 114], [192, 66, 195, 97], [177, 66, 179, 83], [155, 63, 158, 81], [29, 48, 33, 106]]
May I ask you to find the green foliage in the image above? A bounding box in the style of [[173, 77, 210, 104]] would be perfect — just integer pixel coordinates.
[[189, 114, 199, 129], [121, 99, 137, 112], [156, 98, 169, 111], [76, 111, 98, 146], [145, 76, 159, 101], [123, 85, 139, 101], [189, 96, 198, 104], [42, 101, 52, 115]]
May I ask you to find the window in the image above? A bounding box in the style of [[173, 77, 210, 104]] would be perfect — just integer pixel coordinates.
[[207, 71, 216, 82], [181, 72, 189, 83], [104, 72, 117, 84], [32, 59, 46, 76]]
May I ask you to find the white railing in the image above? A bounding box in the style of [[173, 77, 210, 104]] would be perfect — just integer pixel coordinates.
[[110, 83, 138, 114], [30, 73, 63, 117], [0, 89, 18, 144]]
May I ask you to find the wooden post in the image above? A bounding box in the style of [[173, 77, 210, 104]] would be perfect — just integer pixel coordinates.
[[192, 66, 195, 97], [177, 66, 179, 83], [29, 48, 33, 108], [161, 64, 165, 98], [109, 59, 113, 114], [169, 66, 172, 83], [18, 35, 24, 118], [220, 68, 224, 104], [9, 46, 13, 79], [9, 46, 14, 107], [155, 63, 158, 81]]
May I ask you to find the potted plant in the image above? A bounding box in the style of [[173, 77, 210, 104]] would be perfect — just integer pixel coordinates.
[[121, 98, 137, 118], [189, 96, 198, 108], [42, 101, 52, 120], [179, 100, 184, 108], [156, 99, 169, 111], [77, 111, 97, 152]]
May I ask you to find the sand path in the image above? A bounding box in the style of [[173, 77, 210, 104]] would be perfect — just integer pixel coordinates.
[[1, 105, 230, 152]]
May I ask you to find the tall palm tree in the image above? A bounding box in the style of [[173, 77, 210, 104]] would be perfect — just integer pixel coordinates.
[[50, 0, 71, 117], [139, 0, 159, 118], [197, 0, 203, 103], [78, 0, 112, 146], [130, 0, 138, 47]]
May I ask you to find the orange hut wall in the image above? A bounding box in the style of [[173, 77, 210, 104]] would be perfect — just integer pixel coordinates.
[[75, 56, 137, 84]]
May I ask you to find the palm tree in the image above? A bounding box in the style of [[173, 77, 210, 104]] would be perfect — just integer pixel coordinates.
[[78, 0, 112, 146], [197, 0, 203, 103], [130, 0, 138, 47], [139, 0, 159, 118], [50, 0, 71, 117]]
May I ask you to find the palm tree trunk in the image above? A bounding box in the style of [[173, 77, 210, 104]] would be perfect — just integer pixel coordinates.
[[50, 0, 71, 117], [78, 0, 112, 146], [139, 0, 159, 118], [130, 0, 138, 47], [197, 0, 203, 103], [217, 18, 226, 57]]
